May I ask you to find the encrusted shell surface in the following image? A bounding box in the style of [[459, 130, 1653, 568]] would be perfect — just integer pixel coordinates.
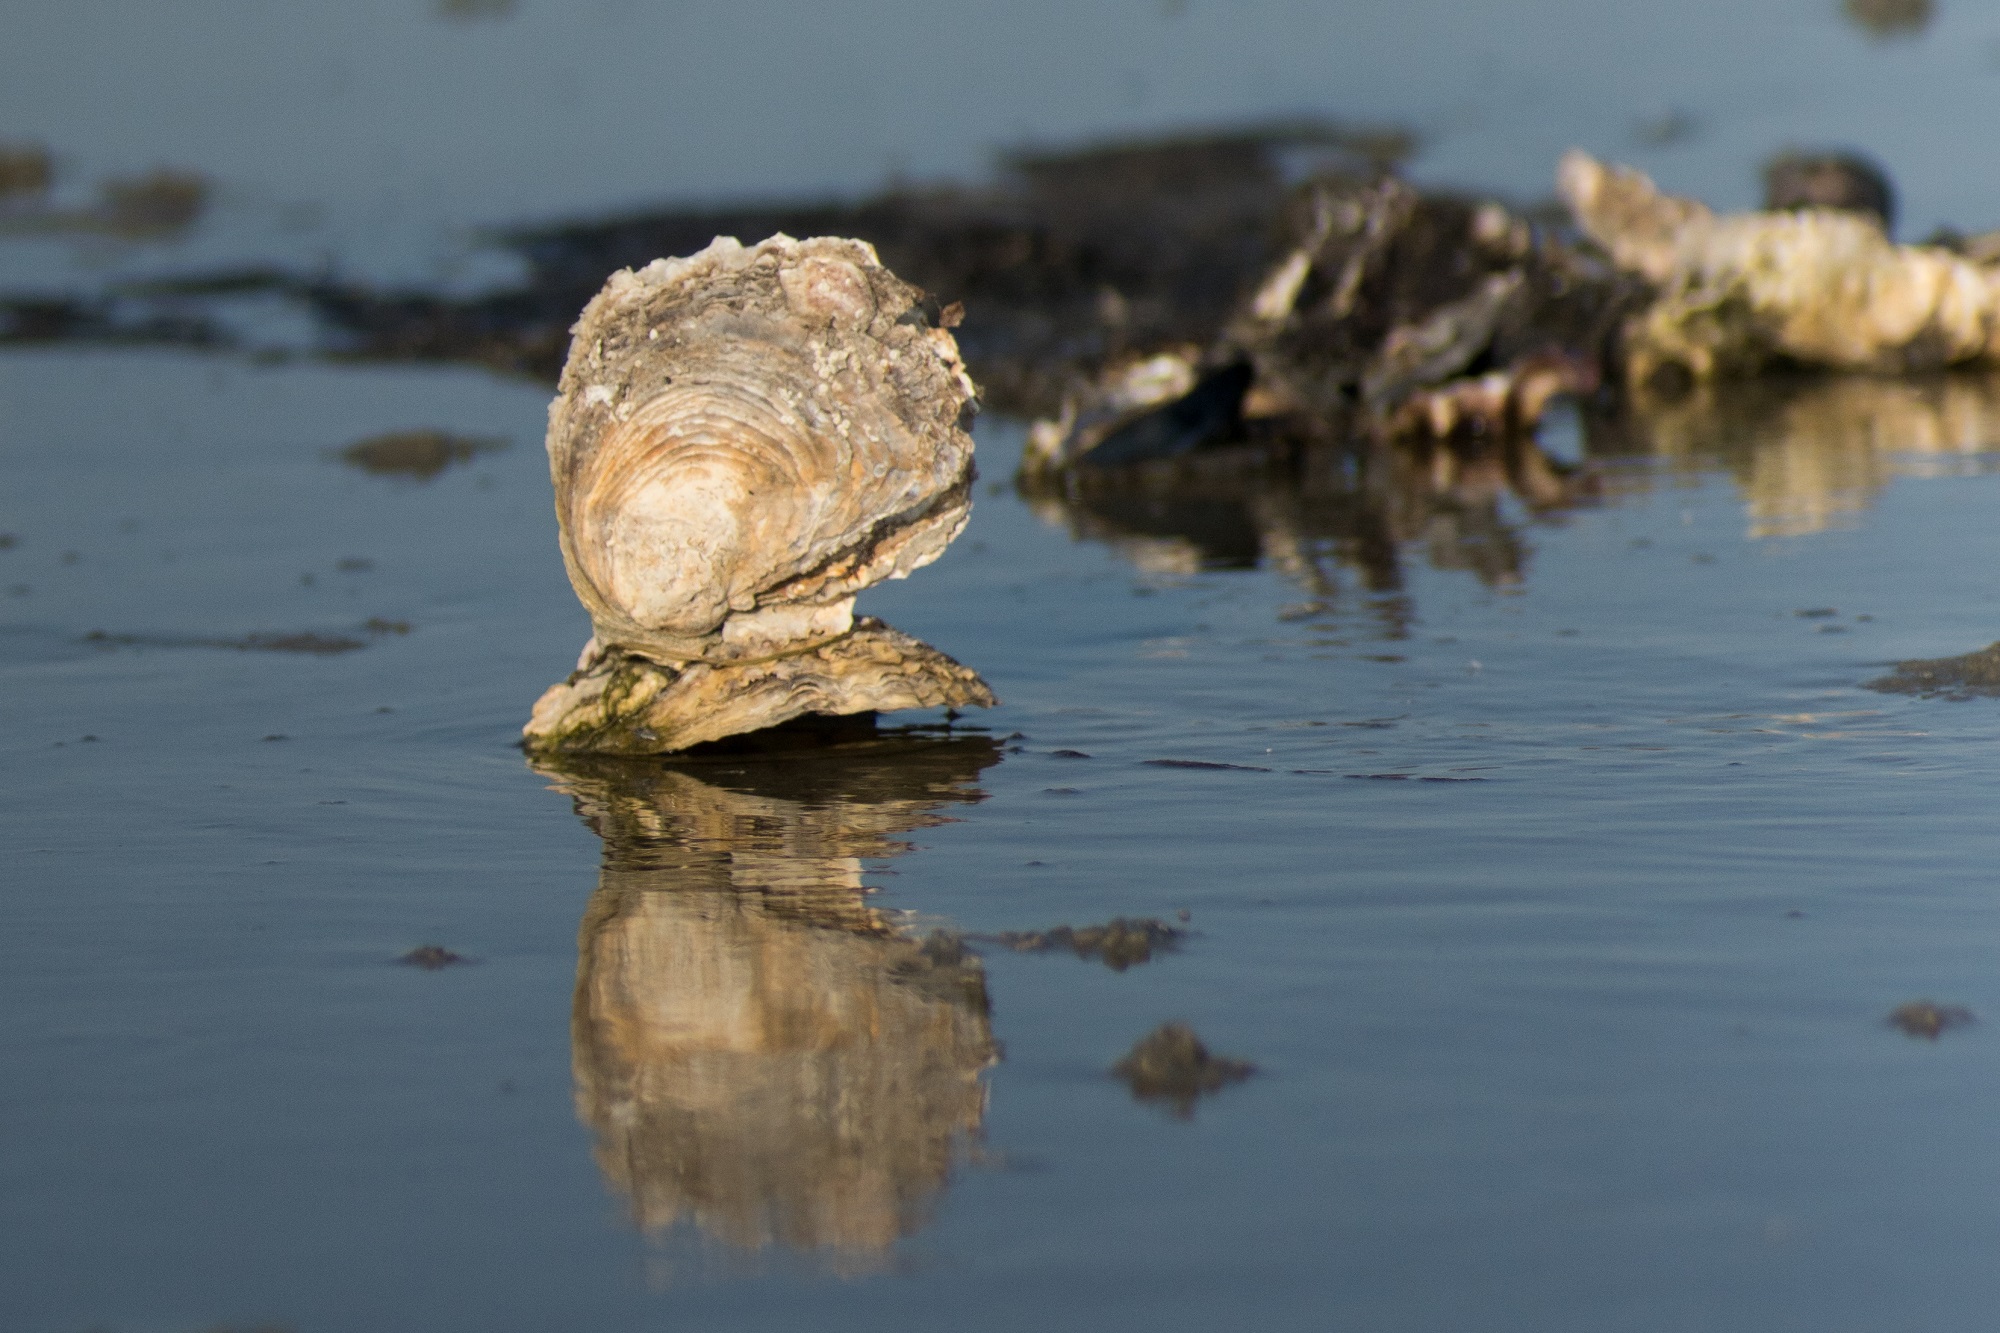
[[1560, 150, 2000, 380], [547, 234, 978, 663]]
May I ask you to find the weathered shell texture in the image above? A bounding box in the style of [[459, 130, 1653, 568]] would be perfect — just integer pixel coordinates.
[[1560, 151, 2000, 380], [524, 616, 996, 755], [548, 234, 978, 663]]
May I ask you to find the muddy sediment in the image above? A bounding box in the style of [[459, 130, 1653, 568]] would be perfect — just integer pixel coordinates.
[[9, 124, 1992, 575], [0, 124, 1628, 426], [1865, 643, 2000, 700], [337, 430, 506, 480], [82, 620, 410, 655], [12, 123, 1985, 511], [239, 127, 1372, 409]]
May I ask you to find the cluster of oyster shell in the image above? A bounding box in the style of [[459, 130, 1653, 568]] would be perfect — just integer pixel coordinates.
[[1559, 150, 2000, 384], [524, 234, 995, 754]]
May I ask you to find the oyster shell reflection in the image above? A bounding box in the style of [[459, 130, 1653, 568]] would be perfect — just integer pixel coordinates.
[[1592, 373, 2000, 539], [534, 732, 1000, 1272], [1018, 428, 1591, 617], [1022, 373, 2000, 607]]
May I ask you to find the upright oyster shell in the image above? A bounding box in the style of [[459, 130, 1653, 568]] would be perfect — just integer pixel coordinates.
[[549, 234, 978, 661], [525, 235, 995, 754]]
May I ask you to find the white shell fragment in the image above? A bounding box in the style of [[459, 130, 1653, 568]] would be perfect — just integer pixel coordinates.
[[525, 234, 995, 753], [1560, 151, 2000, 383]]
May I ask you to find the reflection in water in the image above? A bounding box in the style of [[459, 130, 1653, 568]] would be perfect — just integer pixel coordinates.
[[1023, 375, 2000, 609], [533, 735, 1001, 1273], [1019, 428, 1591, 625], [1593, 374, 2000, 538]]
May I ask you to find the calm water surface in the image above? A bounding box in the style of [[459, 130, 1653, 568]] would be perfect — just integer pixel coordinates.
[[6, 350, 2000, 1330], [10, 4, 2000, 1330]]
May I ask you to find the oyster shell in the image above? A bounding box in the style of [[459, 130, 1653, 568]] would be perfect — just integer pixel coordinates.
[[1559, 150, 2000, 382], [526, 234, 995, 753]]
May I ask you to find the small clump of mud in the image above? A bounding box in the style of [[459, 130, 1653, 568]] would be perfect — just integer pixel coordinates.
[[980, 917, 1186, 971], [0, 160, 208, 239], [398, 945, 470, 970], [1886, 1000, 1974, 1039], [1863, 642, 2000, 700], [337, 429, 505, 480], [97, 169, 209, 237], [1843, 0, 1932, 39], [86, 628, 365, 654], [234, 631, 370, 654], [84, 620, 410, 655], [1112, 1022, 1255, 1115], [0, 144, 51, 202]]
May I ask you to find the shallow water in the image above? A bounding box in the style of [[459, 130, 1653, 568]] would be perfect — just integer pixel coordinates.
[[13, 4, 2000, 1330], [8, 343, 2000, 1330]]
